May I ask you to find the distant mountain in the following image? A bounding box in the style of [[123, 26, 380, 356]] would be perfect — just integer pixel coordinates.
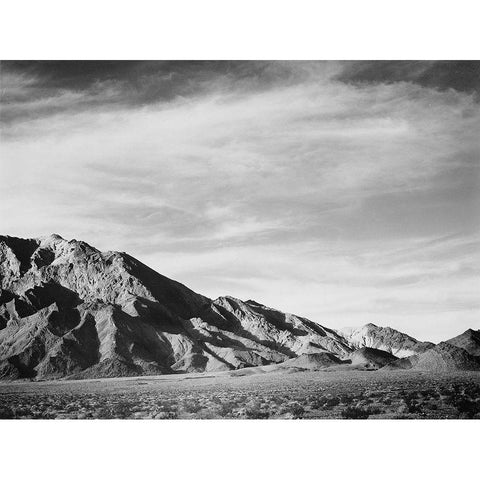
[[445, 329, 480, 356], [1, 234, 478, 380], [338, 323, 434, 358]]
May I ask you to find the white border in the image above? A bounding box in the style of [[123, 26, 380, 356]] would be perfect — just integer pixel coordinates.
[[0, 0, 479, 59], [1, 419, 478, 479], [1, 1, 478, 479]]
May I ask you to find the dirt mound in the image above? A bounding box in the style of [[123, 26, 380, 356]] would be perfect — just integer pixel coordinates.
[[349, 347, 398, 369], [381, 355, 420, 370], [280, 352, 343, 370]]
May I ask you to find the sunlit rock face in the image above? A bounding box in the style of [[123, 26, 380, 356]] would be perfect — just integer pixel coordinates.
[[338, 323, 435, 358]]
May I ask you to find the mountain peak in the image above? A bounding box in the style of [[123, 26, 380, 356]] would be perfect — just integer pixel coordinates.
[[445, 328, 480, 356], [44, 233, 65, 241]]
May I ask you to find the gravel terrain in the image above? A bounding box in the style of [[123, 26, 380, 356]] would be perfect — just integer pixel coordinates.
[[1, 369, 479, 419]]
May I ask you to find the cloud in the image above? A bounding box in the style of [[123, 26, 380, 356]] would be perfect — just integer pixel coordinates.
[[335, 60, 480, 96], [1, 61, 479, 342]]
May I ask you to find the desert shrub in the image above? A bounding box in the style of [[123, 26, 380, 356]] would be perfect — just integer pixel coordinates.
[[339, 394, 353, 404], [0, 406, 14, 419], [182, 400, 203, 414], [453, 398, 480, 419], [291, 405, 305, 419], [325, 397, 340, 407], [310, 396, 339, 410], [93, 406, 117, 419], [309, 400, 324, 410], [217, 401, 237, 418], [280, 402, 305, 419], [402, 397, 422, 414], [65, 403, 79, 413], [245, 408, 270, 419], [40, 411, 60, 419], [366, 405, 383, 415], [244, 399, 270, 419], [407, 402, 421, 414], [112, 401, 136, 419], [157, 399, 176, 409], [9, 406, 32, 418], [192, 409, 218, 419], [419, 389, 436, 398], [155, 410, 178, 419], [312, 396, 328, 407], [341, 406, 370, 419]]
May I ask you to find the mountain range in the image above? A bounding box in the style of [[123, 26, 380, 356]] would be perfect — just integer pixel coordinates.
[[1, 234, 479, 380]]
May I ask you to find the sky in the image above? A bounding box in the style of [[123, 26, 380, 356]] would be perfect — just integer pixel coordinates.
[[1, 60, 479, 342]]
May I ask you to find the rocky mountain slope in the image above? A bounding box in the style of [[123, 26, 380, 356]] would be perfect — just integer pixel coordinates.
[[445, 329, 480, 356], [0, 234, 478, 379], [338, 323, 434, 358], [0, 234, 351, 379]]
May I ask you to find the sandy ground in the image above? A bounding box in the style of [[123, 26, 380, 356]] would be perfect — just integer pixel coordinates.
[[1, 369, 479, 419]]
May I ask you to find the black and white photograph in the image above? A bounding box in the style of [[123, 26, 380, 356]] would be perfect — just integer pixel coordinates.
[[1, 58, 478, 420], [0, 1, 478, 479]]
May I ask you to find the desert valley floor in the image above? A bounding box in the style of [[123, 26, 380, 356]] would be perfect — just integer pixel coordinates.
[[1, 369, 479, 419]]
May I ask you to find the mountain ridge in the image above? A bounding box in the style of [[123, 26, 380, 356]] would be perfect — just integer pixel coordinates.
[[0, 234, 478, 379]]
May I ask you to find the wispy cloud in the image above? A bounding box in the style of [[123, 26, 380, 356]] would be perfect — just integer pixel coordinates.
[[1, 61, 479, 341]]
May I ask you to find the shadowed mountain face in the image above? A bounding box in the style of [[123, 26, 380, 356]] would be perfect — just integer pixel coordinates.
[[0, 235, 478, 380]]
